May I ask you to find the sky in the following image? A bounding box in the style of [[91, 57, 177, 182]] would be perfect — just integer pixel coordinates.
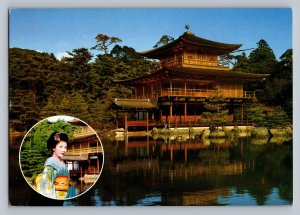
[[9, 8, 292, 60], [47, 115, 75, 122]]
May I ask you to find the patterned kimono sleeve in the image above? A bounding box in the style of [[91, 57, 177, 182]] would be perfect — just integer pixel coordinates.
[[39, 165, 56, 198]]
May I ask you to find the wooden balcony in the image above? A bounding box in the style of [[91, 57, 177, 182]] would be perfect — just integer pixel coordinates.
[[160, 88, 255, 99], [118, 120, 157, 127], [66, 146, 103, 155], [160, 58, 229, 69], [128, 88, 255, 101]]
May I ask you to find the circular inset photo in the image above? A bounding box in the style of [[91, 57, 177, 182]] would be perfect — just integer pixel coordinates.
[[19, 115, 104, 200]]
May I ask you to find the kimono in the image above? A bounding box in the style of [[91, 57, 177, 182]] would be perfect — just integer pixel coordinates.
[[36, 157, 75, 200]]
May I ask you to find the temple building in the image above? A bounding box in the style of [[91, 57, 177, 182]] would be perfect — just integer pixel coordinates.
[[114, 31, 268, 131], [63, 120, 103, 183]]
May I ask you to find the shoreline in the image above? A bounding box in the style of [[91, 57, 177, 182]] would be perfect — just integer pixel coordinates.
[[109, 125, 293, 139]]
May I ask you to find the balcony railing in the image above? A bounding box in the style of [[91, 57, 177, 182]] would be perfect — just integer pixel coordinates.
[[160, 58, 229, 69], [160, 88, 255, 98], [127, 89, 255, 100], [73, 127, 95, 137], [66, 146, 103, 155]]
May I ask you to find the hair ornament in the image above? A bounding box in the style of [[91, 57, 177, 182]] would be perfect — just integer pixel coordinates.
[[54, 132, 61, 142]]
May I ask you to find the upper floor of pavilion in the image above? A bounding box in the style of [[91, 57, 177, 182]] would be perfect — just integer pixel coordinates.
[[139, 31, 242, 71]]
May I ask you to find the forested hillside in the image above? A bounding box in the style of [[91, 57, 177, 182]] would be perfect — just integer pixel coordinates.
[[9, 35, 292, 131]]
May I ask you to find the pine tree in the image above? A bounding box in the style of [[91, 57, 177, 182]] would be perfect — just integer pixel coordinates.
[[247, 39, 278, 74], [202, 96, 230, 131]]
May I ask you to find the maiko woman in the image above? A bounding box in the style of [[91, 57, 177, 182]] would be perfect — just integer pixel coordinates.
[[36, 131, 75, 199]]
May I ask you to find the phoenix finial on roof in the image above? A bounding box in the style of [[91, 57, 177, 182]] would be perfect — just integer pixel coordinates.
[[185, 24, 190, 32]]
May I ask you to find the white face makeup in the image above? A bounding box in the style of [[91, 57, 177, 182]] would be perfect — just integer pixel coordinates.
[[53, 141, 67, 160]]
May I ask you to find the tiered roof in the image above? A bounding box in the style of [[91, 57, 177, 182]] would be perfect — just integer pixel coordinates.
[[114, 31, 269, 84], [139, 31, 242, 59], [115, 67, 269, 84]]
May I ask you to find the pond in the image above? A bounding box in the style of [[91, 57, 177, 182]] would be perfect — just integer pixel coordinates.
[[66, 133, 292, 206], [9, 133, 292, 206]]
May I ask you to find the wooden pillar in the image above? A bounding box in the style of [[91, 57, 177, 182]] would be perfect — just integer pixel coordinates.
[[160, 81, 162, 96], [146, 111, 149, 133], [116, 109, 119, 129], [170, 79, 172, 95], [184, 145, 187, 163], [160, 109, 163, 123], [170, 102, 173, 125], [241, 104, 244, 123], [184, 102, 187, 123], [142, 86, 145, 98], [124, 112, 128, 134], [184, 79, 187, 96], [146, 135, 149, 156], [125, 133, 128, 157], [151, 83, 154, 98], [97, 156, 100, 173], [240, 138, 244, 158], [170, 146, 173, 162]]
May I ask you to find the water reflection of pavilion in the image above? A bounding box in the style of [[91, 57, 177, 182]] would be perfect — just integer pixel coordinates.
[[116, 135, 234, 162], [111, 136, 246, 206], [104, 134, 292, 206]]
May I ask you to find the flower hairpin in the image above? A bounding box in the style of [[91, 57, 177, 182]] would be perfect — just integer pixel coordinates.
[[54, 132, 61, 141]]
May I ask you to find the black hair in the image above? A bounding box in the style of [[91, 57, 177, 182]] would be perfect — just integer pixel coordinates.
[[47, 131, 69, 151]]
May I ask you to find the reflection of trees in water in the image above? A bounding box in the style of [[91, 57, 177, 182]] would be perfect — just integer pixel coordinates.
[[93, 135, 292, 205], [229, 139, 292, 205], [253, 143, 292, 203], [198, 149, 230, 165]]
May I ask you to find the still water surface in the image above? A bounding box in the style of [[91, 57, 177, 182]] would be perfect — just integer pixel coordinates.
[[64, 134, 292, 206]]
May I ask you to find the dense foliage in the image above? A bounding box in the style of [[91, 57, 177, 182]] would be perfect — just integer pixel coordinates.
[[9, 34, 157, 131], [9, 34, 292, 131], [202, 96, 230, 130], [220, 39, 292, 126], [20, 120, 79, 181]]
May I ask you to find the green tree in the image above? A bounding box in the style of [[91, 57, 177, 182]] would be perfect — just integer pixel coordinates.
[[202, 96, 230, 131], [264, 49, 292, 117], [247, 39, 278, 74], [62, 48, 93, 92], [20, 120, 79, 180], [91, 33, 122, 55], [41, 91, 90, 122], [110, 45, 158, 79], [88, 92, 116, 129], [232, 52, 250, 72], [111, 45, 141, 61], [244, 103, 268, 127], [267, 106, 290, 128], [240, 40, 278, 103], [9, 48, 64, 130], [153, 35, 174, 48]]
